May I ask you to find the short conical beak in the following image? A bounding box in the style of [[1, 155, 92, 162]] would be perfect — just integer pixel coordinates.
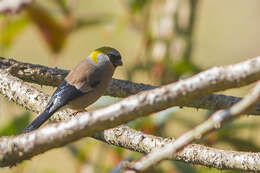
[[117, 59, 123, 66]]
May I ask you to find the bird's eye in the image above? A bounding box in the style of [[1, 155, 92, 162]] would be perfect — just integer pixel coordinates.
[[108, 53, 121, 60]]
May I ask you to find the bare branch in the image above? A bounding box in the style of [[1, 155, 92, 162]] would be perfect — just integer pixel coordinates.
[[1, 57, 260, 115], [0, 68, 75, 121], [0, 57, 68, 87], [0, 70, 259, 171], [0, 0, 32, 14], [127, 81, 260, 172], [0, 57, 155, 97], [0, 56, 260, 166], [94, 126, 260, 172]]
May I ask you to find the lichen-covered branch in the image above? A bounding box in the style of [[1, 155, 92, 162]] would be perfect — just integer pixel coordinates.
[[0, 56, 260, 166], [94, 126, 260, 172], [0, 69, 75, 121], [0, 56, 259, 167], [0, 57, 68, 87], [0, 70, 259, 171], [1, 57, 260, 115], [0, 0, 32, 14], [127, 81, 260, 172], [0, 57, 156, 97]]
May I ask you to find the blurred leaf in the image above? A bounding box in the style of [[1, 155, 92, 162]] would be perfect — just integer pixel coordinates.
[[126, 61, 154, 80], [52, 0, 70, 15], [0, 112, 31, 136], [0, 15, 29, 50], [125, 0, 151, 13], [41, 169, 57, 173], [67, 144, 87, 163], [111, 145, 125, 157], [128, 116, 156, 134], [172, 59, 200, 76], [152, 107, 179, 127], [170, 113, 197, 128], [173, 161, 196, 173], [215, 122, 260, 151], [218, 121, 259, 137], [197, 166, 241, 173], [200, 121, 260, 151], [221, 136, 260, 152], [26, 3, 67, 53], [73, 15, 111, 31]]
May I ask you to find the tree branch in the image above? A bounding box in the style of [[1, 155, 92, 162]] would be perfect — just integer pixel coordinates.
[[0, 70, 259, 171], [95, 126, 260, 172], [1, 57, 260, 115], [0, 0, 32, 14], [0, 56, 260, 167], [0, 57, 156, 97], [127, 80, 260, 172]]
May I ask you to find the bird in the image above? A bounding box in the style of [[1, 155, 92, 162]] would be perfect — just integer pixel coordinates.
[[23, 46, 123, 133]]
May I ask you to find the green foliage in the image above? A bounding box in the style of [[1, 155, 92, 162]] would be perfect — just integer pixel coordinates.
[[216, 122, 260, 151], [0, 112, 31, 136], [0, 1, 111, 61], [67, 144, 87, 163], [26, 4, 67, 54], [74, 15, 112, 31], [172, 59, 201, 76], [53, 0, 70, 15], [125, 0, 151, 13], [0, 1, 258, 172], [173, 161, 196, 173], [41, 169, 57, 173], [197, 167, 242, 173], [0, 15, 29, 51]]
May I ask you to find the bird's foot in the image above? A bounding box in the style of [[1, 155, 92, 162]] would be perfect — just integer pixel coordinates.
[[72, 109, 88, 116]]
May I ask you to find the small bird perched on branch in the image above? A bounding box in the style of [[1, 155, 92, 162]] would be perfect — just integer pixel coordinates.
[[23, 47, 123, 133]]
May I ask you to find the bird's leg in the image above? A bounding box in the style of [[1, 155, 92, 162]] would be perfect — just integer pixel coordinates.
[[71, 109, 88, 116]]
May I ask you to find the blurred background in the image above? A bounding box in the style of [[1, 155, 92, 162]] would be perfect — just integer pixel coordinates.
[[0, 0, 260, 172]]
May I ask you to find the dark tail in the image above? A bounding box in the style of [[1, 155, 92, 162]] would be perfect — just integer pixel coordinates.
[[23, 107, 55, 133], [23, 80, 83, 133]]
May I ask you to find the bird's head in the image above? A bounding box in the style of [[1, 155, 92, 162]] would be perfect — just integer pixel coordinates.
[[89, 47, 123, 68]]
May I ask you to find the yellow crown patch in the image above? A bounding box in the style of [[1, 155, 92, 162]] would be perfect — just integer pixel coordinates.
[[90, 50, 100, 64]]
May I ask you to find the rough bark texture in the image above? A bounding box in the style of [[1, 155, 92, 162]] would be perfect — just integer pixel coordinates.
[[95, 126, 260, 171], [0, 71, 259, 171], [0, 56, 260, 170], [127, 81, 260, 172], [1, 57, 260, 115]]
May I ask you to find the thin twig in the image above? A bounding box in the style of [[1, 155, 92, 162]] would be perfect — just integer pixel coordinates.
[[94, 125, 260, 172], [0, 70, 259, 171], [0, 56, 260, 166], [127, 81, 260, 172]]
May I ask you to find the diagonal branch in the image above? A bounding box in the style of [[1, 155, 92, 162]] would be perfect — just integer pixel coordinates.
[[1, 57, 260, 115], [0, 57, 155, 97], [0, 56, 259, 166], [95, 126, 260, 172], [127, 80, 260, 172], [0, 69, 259, 171]]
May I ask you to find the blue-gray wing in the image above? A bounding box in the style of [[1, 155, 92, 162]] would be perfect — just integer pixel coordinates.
[[23, 80, 84, 133]]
